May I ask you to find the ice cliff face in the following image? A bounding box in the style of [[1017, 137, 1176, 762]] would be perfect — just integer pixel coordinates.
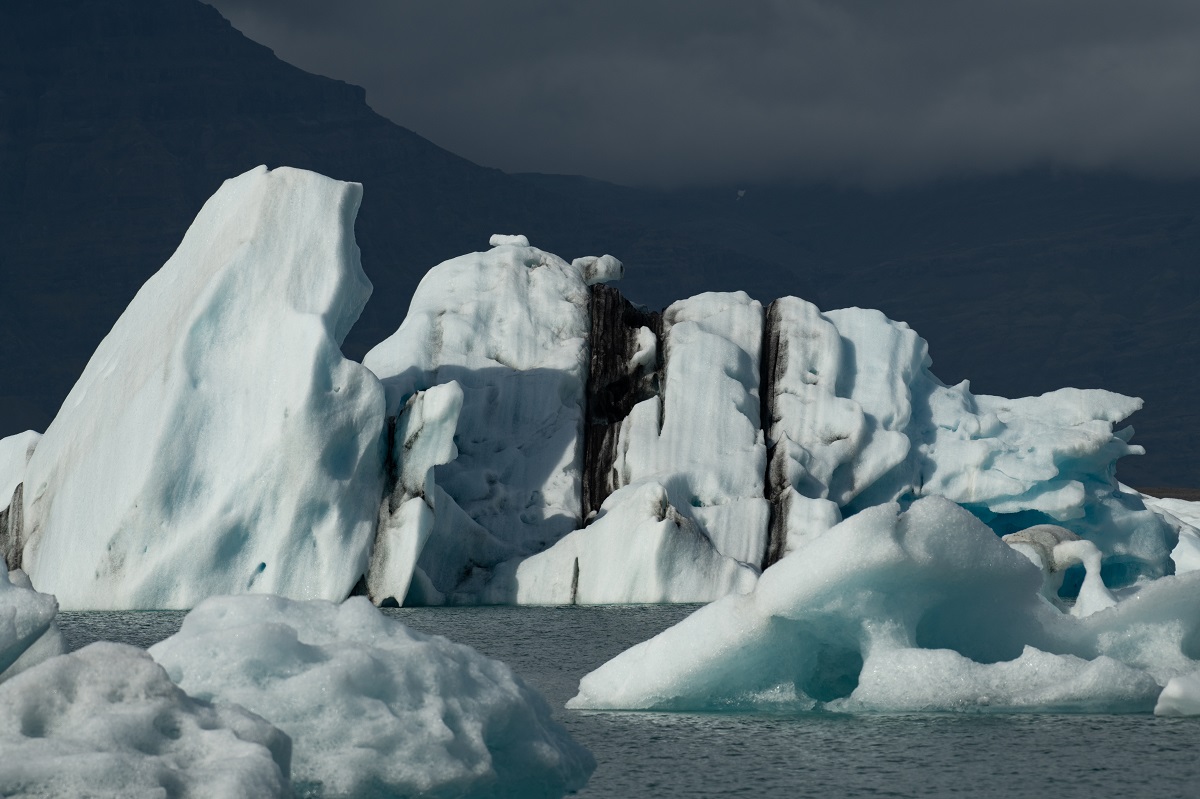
[[1, 166, 1190, 609], [14, 166, 386, 609], [364, 236, 1177, 605]]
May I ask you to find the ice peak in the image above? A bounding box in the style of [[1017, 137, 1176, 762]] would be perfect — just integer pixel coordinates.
[[489, 233, 530, 247]]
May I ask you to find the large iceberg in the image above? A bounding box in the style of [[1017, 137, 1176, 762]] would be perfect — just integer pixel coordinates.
[[0, 642, 291, 798], [15, 166, 386, 609], [3, 165, 1190, 610], [569, 497, 1200, 713], [149, 594, 595, 798]]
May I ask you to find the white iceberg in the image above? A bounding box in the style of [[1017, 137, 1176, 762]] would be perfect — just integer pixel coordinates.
[[0, 569, 64, 682], [762, 298, 1173, 582], [17, 166, 386, 609], [0, 642, 290, 798], [569, 497, 1199, 713], [149, 594, 595, 798]]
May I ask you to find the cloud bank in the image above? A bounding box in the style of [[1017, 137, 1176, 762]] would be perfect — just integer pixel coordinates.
[[206, 0, 1200, 187]]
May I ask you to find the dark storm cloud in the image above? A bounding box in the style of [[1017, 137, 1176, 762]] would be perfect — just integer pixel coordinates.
[[205, 0, 1200, 187]]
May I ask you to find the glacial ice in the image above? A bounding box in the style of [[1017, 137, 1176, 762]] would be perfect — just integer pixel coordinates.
[[363, 238, 620, 600], [569, 497, 1200, 713], [483, 481, 759, 604], [1155, 670, 1200, 716], [149, 594, 595, 798], [18, 166, 386, 609], [0, 569, 63, 682], [367, 381, 464, 606], [0, 642, 291, 798], [0, 431, 38, 514]]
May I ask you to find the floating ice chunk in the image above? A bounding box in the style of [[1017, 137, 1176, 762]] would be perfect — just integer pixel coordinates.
[[150, 595, 594, 798], [0, 569, 63, 682], [1155, 670, 1200, 716], [367, 382, 464, 605], [0, 642, 290, 798], [484, 481, 758, 604], [489, 233, 530, 247], [570, 496, 1193, 713], [18, 166, 386, 609]]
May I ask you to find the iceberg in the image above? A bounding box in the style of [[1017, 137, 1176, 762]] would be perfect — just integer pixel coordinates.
[[569, 497, 1200, 713], [149, 594, 595, 798], [0, 642, 291, 798], [17, 166, 386, 609], [3, 166, 1186, 610]]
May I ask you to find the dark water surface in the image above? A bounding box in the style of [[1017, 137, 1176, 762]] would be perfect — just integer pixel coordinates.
[[58, 606, 1200, 798]]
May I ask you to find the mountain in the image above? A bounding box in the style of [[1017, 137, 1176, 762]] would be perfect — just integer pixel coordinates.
[[1, 0, 1197, 486]]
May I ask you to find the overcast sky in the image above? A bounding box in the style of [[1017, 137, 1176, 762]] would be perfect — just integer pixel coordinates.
[[205, 0, 1200, 188]]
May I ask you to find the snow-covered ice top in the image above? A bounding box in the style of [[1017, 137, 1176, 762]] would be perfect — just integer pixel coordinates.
[[0, 642, 291, 798], [149, 594, 595, 798], [18, 166, 386, 609]]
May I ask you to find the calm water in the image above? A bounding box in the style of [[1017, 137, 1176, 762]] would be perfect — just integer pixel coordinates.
[[58, 606, 1200, 798]]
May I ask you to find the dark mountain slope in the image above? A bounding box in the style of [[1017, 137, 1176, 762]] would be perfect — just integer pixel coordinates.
[[0, 0, 1195, 486], [0, 0, 787, 438]]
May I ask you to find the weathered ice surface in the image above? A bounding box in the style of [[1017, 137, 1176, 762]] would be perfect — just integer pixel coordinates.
[[570, 497, 1194, 713], [759, 298, 1176, 581], [150, 595, 595, 798], [482, 482, 758, 605], [363, 236, 621, 599], [0, 569, 63, 683], [581, 283, 662, 519], [19, 166, 386, 609], [0, 432, 38, 571], [0, 642, 291, 798], [608, 292, 770, 568], [367, 381, 464, 606]]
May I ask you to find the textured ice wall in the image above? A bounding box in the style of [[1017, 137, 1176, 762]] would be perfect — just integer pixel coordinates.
[[0, 431, 39, 571], [19, 166, 386, 609], [571, 497, 1196, 713], [364, 237, 621, 599], [367, 382, 464, 605], [609, 292, 770, 567], [760, 297, 1176, 580]]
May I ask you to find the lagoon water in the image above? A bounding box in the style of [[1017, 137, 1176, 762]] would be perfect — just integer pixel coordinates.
[[59, 606, 1200, 798]]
